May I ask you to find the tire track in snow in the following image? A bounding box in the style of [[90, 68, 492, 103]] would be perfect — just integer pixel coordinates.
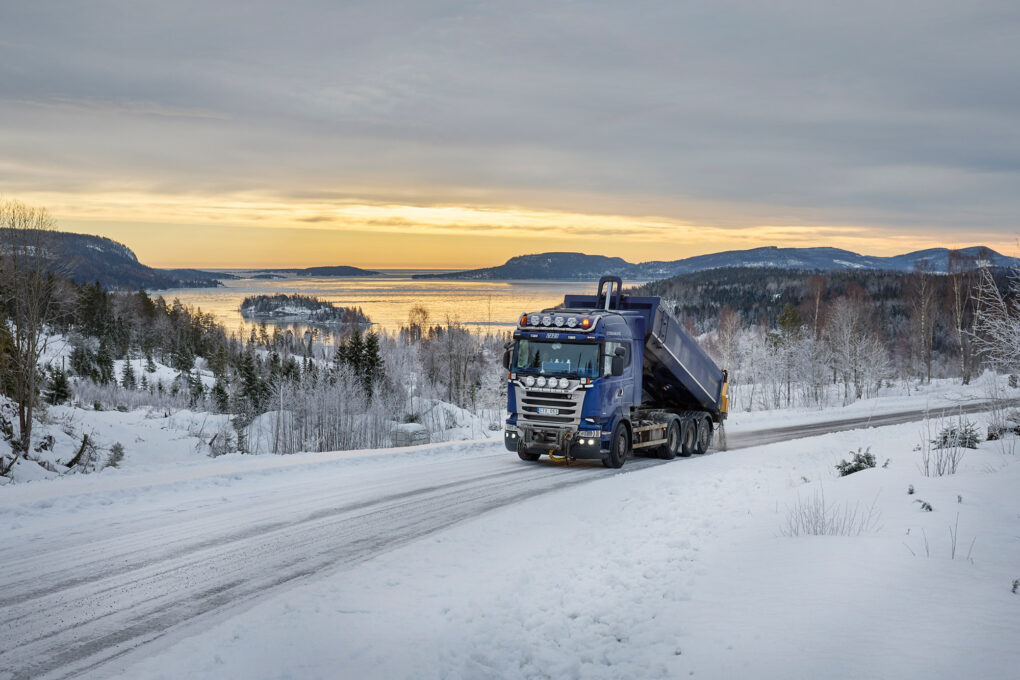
[[0, 455, 659, 680]]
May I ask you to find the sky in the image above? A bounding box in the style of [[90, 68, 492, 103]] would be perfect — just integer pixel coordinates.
[[1, 1, 1018, 269]]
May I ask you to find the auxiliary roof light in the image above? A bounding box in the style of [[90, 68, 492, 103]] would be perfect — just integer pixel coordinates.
[[566, 316, 578, 328], [554, 316, 565, 327], [529, 314, 541, 326], [542, 315, 553, 326]]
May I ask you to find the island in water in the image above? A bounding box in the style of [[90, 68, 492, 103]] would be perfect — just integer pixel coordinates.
[[240, 294, 371, 326], [247, 265, 380, 277]]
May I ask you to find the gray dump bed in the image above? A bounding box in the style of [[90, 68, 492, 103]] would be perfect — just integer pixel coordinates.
[[563, 280, 726, 416], [641, 301, 725, 414]]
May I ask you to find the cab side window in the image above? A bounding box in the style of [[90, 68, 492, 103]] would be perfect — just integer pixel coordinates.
[[603, 342, 630, 376]]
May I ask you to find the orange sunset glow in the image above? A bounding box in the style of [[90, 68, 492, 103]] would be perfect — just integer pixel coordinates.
[[17, 192, 1016, 269]]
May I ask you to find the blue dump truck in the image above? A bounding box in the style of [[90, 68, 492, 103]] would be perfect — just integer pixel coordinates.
[[502, 276, 729, 468]]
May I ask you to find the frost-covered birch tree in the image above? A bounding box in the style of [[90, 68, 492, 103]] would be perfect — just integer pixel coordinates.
[[973, 262, 1020, 371]]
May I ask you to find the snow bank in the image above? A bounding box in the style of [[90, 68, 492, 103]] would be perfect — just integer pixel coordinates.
[[0, 398, 234, 484]]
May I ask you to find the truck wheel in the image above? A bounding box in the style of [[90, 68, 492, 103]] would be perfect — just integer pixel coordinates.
[[657, 420, 680, 460], [679, 418, 696, 457], [602, 423, 630, 469], [517, 444, 541, 462], [694, 416, 713, 455]]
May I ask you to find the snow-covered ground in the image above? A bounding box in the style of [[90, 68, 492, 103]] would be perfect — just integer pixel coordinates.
[[1, 386, 1017, 679], [105, 417, 1018, 680]]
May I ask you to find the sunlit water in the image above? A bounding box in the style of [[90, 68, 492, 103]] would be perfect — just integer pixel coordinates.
[[158, 270, 617, 336]]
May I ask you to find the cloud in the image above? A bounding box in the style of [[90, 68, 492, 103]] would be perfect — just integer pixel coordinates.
[[1, 0, 1018, 243]]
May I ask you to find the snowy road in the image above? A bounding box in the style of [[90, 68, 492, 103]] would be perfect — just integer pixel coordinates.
[[0, 400, 1008, 680]]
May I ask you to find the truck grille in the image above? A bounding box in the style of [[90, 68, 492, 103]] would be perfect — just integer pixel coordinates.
[[516, 387, 584, 428]]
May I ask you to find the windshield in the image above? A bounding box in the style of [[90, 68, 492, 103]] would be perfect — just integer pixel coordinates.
[[513, 340, 599, 378]]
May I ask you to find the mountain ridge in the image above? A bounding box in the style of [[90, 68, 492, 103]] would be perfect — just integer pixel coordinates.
[[411, 246, 1017, 281]]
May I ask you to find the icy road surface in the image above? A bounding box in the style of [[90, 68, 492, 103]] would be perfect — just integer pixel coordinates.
[[0, 400, 1010, 680]]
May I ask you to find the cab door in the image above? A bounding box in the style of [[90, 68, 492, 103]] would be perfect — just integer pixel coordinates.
[[601, 340, 635, 426]]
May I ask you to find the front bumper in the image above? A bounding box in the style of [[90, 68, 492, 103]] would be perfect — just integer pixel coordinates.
[[504, 425, 604, 459]]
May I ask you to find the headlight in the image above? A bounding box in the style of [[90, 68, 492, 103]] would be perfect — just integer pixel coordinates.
[[536, 376, 547, 387], [529, 314, 540, 326], [566, 316, 578, 328], [558, 377, 569, 389], [524, 375, 535, 387], [542, 315, 552, 326], [554, 316, 565, 327]]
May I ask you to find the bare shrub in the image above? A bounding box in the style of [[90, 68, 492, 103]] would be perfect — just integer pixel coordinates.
[[918, 413, 967, 477], [781, 488, 881, 537]]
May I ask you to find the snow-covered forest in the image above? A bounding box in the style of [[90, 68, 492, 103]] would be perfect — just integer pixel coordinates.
[[641, 260, 1020, 411]]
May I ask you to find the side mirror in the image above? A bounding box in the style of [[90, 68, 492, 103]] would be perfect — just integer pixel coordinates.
[[611, 355, 625, 376], [502, 349, 511, 371]]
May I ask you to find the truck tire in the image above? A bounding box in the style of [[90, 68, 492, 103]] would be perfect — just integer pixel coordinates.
[[679, 418, 696, 457], [517, 444, 541, 462], [603, 423, 630, 469], [657, 420, 680, 460], [694, 415, 713, 455]]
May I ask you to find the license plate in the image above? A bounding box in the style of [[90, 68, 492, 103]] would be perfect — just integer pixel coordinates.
[[537, 407, 560, 415]]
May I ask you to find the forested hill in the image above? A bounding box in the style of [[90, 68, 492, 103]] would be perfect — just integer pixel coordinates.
[[411, 246, 1018, 281], [632, 265, 1014, 332], [38, 231, 229, 290]]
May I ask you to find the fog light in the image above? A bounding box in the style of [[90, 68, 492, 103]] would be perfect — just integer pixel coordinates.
[[587, 439, 595, 446]]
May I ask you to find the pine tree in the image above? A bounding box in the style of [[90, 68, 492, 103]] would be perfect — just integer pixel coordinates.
[[45, 367, 71, 405], [282, 356, 300, 382], [212, 375, 230, 413], [210, 345, 228, 377], [121, 359, 137, 389], [238, 348, 268, 415], [189, 370, 205, 406], [362, 332, 384, 396], [96, 338, 114, 385], [145, 353, 157, 373], [171, 341, 194, 373], [338, 330, 365, 375]]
